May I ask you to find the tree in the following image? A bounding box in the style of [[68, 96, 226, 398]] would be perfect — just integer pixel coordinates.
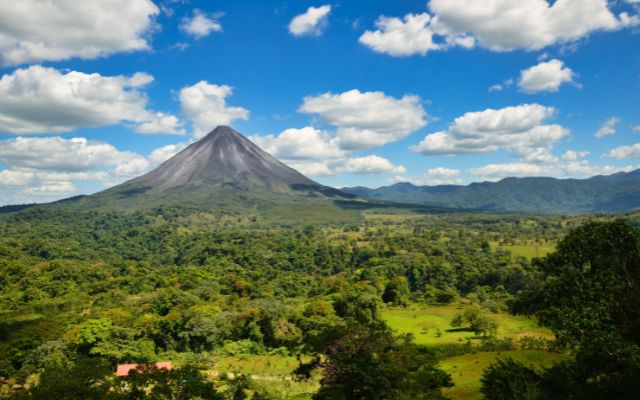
[[480, 358, 544, 400], [382, 276, 411, 306], [111, 364, 223, 400], [27, 356, 112, 400], [485, 220, 640, 399], [313, 323, 452, 400], [450, 307, 497, 337]]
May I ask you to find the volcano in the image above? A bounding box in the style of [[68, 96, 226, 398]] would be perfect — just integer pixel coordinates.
[[61, 126, 357, 216]]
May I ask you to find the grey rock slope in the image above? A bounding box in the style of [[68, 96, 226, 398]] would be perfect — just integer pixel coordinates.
[[77, 126, 354, 211], [108, 125, 322, 194]]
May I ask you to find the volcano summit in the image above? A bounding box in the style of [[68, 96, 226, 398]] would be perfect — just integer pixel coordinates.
[[59, 126, 357, 216]]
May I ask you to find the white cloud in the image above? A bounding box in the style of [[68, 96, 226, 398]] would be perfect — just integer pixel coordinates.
[[411, 104, 568, 163], [489, 79, 514, 93], [421, 167, 463, 185], [428, 0, 639, 52], [359, 1, 638, 57], [250, 126, 405, 177], [518, 59, 576, 93], [251, 127, 346, 160], [340, 155, 406, 175], [608, 143, 640, 159], [135, 113, 185, 135], [0, 137, 143, 172], [0, 0, 159, 66], [284, 156, 406, 177], [595, 117, 620, 138], [470, 160, 630, 181], [286, 161, 334, 177], [179, 81, 249, 138], [561, 150, 590, 161], [0, 136, 193, 205], [359, 13, 440, 56], [180, 10, 223, 38], [299, 89, 427, 150], [289, 5, 332, 37], [633, 125, 640, 134], [0, 66, 182, 135], [147, 142, 190, 165], [0, 136, 149, 204]]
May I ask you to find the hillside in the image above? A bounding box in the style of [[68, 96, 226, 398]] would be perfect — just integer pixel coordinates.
[[343, 170, 640, 214]]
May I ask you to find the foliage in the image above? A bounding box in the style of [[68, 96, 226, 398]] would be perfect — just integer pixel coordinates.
[[313, 323, 452, 400], [484, 220, 640, 400], [480, 358, 544, 400], [450, 307, 498, 337]]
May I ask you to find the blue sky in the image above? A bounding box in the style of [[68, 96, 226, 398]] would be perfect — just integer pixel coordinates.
[[0, 0, 639, 204]]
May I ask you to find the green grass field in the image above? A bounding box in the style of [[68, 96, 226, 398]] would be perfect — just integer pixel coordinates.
[[382, 304, 568, 400], [382, 304, 554, 346], [208, 355, 319, 399], [441, 350, 571, 400], [490, 241, 555, 260]]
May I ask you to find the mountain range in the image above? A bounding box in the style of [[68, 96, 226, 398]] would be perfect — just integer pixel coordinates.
[[342, 171, 640, 214]]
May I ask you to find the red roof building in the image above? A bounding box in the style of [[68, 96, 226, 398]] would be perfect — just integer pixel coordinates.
[[116, 361, 173, 377]]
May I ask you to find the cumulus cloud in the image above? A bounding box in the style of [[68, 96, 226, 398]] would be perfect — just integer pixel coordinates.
[[489, 79, 514, 93], [180, 10, 223, 38], [420, 167, 463, 185], [147, 142, 190, 166], [251, 127, 346, 160], [289, 155, 405, 177], [518, 59, 576, 93], [179, 81, 249, 138], [340, 155, 406, 175], [411, 104, 568, 163], [299, 89, 427, 150], [0, 136, 147, 203], [360, 1, 638, 57], [289, 5, 332, 37], [0, 136, 191, 205], [469, 161, 631, 181], [596, 117, 620, 138], [359, 13, 441, 56], [428, 0, 639, 51], [0, 137, 144, 172], [250, 127, 405, 177], [0, 0, 159, 66], [608, 143, 640, 159], [0, 66, 183, 135], [561, 150, 590, 161], [633, 125, 640, 134]]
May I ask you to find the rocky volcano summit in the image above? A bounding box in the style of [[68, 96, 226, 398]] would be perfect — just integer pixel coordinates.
[[62, 126, 355, 214], [107, 126, 331, 194]]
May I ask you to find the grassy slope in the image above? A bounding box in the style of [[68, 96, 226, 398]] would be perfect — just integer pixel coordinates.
[[441, 350, 571, 400], [383, 305, 566, 400], [208, 355, 318, 399], [490, 241, 555, 260], [382, 305, 554, 346]]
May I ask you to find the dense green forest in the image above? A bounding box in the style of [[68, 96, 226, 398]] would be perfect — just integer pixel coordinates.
[[1, 207, 639, 399]]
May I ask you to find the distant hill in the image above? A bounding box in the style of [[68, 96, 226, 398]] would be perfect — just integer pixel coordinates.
[[342, 170, 640, 214]]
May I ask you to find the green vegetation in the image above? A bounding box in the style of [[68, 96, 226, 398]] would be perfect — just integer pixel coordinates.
[[1, 207, 639, 399], [442, 351, 571, 400], [382, 305, 552, 346]]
